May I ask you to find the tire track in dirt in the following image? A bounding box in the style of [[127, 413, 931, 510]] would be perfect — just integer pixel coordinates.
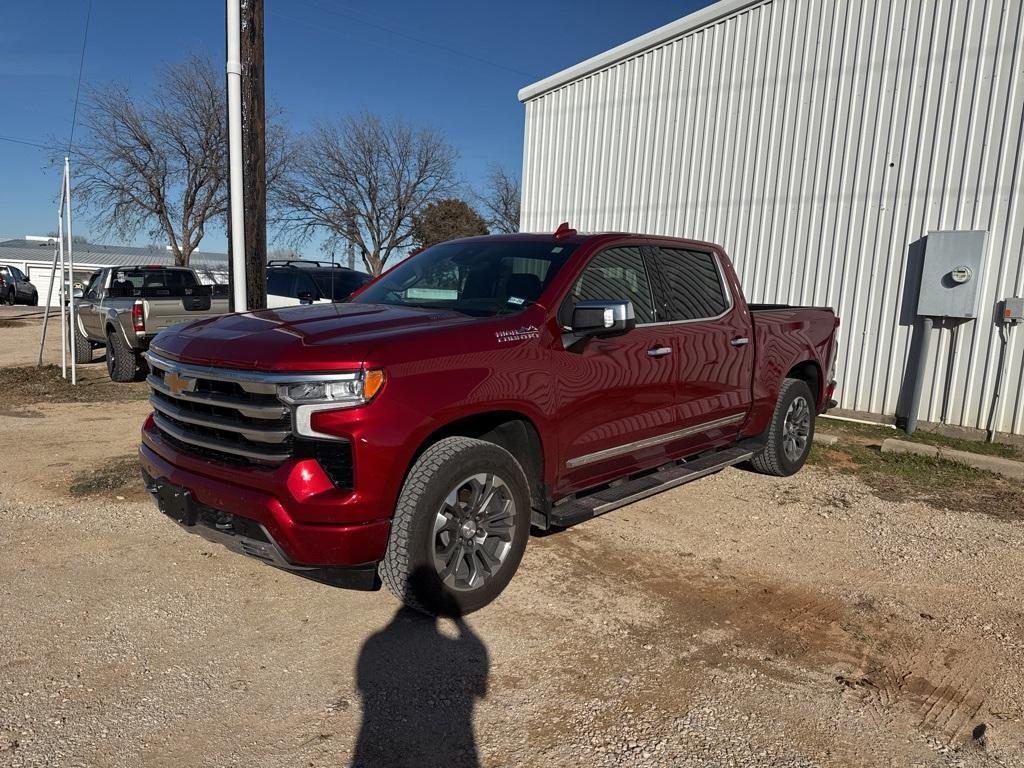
[[538, 529, 997, 756]]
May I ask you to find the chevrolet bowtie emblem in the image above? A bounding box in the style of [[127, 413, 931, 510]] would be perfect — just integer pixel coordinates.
[[164, 371, 197, 395]]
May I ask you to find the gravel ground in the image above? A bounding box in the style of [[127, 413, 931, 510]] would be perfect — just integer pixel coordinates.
[[1, 312, 1022, 767]]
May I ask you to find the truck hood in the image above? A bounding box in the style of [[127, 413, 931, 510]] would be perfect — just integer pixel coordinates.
[[149, 302, 476, 371]]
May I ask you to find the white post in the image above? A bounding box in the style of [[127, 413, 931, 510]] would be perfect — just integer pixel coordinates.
[[58, 209, 67, 379], [65, 157, 77, 386], [226, 0, 247, 313], [37, 242, 60, 366]]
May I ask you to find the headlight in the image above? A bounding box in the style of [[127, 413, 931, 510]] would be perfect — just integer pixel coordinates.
[[278, 369, 385, 439], [277, 369, 385, 407]]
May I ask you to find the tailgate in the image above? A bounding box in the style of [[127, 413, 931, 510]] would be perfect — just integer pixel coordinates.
[[144, 294, 222, 333]]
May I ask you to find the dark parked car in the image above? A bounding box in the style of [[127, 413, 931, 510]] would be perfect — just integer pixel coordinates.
[[266, 260, 372, 308], [0, 264, 38, 305]]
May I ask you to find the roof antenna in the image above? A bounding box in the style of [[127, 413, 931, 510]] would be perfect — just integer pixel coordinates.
[[553, 222, 576, 240]]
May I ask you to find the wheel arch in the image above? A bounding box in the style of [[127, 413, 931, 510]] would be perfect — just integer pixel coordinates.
[[407, 410, 549, 524], [785, 360, 822, 408]]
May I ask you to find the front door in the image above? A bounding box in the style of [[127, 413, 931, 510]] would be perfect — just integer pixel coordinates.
[[78, 270, 106, 338], [554, 246, 681, 494]]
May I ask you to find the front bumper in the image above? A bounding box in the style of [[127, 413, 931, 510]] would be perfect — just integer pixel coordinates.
[[143, 470, 381, 590], [140, 416, 391, 580]]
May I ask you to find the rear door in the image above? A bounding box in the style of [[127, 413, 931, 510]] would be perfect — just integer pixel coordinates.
[[646, 246, 754, 451], [554, 245, 682, 491]]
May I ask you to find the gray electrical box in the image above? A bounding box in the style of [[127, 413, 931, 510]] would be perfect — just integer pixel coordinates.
[[916, 230, 988, 318], [1005, 297, 1024, 322]]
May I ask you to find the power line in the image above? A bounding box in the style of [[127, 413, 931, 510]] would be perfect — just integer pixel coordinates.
[[0, 134, 59, 151], [286, 0, 538, 79], [67, 0, 92, 154]]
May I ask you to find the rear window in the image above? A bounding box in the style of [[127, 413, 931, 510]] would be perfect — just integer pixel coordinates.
[[109, 269, 203, 298]]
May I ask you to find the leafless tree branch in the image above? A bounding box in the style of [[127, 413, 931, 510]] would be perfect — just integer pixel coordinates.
[[271, 113, 459, 275]]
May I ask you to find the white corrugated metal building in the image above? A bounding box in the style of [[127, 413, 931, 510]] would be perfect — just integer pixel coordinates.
[[518, 0, 1024, 440]]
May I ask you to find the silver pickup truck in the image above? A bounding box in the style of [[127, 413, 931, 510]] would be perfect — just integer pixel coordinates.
[[73, 266, 229, 382]]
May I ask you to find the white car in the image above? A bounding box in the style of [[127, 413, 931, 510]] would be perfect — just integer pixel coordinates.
[[266, 261, 372, 309]]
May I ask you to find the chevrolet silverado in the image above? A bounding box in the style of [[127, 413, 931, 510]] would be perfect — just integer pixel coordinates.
[[140, 228, 839, 614]]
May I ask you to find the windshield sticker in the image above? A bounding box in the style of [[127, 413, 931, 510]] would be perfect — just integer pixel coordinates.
[[551, 247, 563, 253], [496, 326, 540, 343], [507, 296, 525, 305]]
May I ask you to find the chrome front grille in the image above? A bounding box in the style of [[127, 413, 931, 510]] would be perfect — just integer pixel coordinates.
[[146, 353, 293, 465]]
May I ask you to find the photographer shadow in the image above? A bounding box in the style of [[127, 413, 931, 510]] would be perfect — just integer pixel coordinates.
[[351, 570, 489, 768]]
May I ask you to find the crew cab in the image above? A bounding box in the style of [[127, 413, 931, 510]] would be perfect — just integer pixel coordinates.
[[74, 266, 229, 382], [139, 228, 839, 614]]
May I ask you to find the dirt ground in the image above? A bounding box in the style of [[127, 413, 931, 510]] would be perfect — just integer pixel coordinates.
[[1, 306, 1022, 768]]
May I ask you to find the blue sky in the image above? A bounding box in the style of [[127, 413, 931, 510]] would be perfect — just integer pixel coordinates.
[[0, 0, 702, 254]]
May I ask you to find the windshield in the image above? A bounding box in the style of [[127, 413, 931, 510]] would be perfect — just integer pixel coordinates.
[[352, 240, 576, 317]]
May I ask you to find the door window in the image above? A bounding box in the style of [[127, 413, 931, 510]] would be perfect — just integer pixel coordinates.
[[294, 272, 320, 300], [563, 247, 656, 325], [84, 271, 104, 301], [652, 248, 729, 321], [267, 270, 299, 298]]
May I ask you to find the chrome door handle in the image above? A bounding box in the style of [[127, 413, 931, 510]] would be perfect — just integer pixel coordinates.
[[647, 346, 672, 357], [730, 337, 750, 347]]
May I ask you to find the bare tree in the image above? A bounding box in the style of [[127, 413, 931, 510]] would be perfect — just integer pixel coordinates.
[[73, 56, 289, 266], [273, 113, 459, 275], [476, 163, 521, 234]]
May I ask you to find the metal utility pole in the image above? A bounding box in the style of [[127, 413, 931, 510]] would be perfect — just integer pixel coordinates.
[[226, 0, 246, 313], [226, 0, 267, 313]]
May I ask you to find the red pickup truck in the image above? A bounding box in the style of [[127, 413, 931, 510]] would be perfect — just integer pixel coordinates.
[[140, 228, 838, 614]]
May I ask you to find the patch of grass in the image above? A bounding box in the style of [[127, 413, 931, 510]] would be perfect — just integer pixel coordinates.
[[809, 440, 1024, 521], [819, 417, 1022, 460], [69, 454, 144, 499], [0, 364, 148, 407]]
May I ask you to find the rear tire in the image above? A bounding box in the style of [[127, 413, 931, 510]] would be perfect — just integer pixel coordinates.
[[381, 437, 532, 616], [72, 323, 93, 364], [106, 329, 143, 382], [4, 288, 14, 305], [749, 377, 816, 477]]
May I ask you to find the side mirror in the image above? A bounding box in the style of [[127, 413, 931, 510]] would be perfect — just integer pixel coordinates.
[[570, 299, 636, 338], [72, 288, 84, 299], [297, 291, 314, 305]]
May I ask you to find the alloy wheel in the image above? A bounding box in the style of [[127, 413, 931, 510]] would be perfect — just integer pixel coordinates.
[[782, 395, 811, 462], [432, 473, 516, 592]]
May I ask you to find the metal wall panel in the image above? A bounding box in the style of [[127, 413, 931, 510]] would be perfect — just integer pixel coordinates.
[[520, 0, 1024, 436]]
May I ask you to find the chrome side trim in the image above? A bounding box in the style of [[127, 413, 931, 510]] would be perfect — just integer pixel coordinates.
[[148, 395, 289, 444], [152, 412, 291, 463], [147, 374, 287, 419], [566, 412, 747, 469]]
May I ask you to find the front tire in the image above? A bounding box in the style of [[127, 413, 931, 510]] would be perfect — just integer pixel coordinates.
[[749, 378, 816, 477], [381, 437, 532, 616], [106, 330, 144, 382], [72, 323, 93, 364], [28, 292, 38, 306]]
